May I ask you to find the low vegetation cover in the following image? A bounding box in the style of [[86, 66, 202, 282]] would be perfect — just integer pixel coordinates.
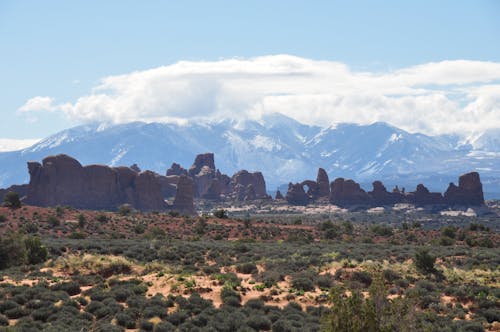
[[0, 204, 498, 331]]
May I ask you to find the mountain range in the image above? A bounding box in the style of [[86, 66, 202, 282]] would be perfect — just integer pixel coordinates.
[[1, 113, 499, 198]]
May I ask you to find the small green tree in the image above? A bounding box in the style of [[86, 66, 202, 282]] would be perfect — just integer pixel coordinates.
[[213, 209, 228, 219], [414, 248, 436, 274], [77, 213, 86, 228], [3, 191, 21, 208], [24, 236, 48, 265], [0, 232, 27, 269]]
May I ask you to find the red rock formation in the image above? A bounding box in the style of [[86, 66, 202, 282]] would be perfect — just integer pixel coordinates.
[[368, 181, 401, 206], [172, 175, 195, 215], [329, 178, 371, 206], [230, 170, 269, 200], [444, 172, 484, 206], [166, 163, 187, 176], [188, 153, 215, 177], [275, 190, 284, 200], [405, 184, 444, 206], [316, 168, 330, 198], [130, 164, 141, 173], [285, 182, 310, 206], [244, 184, 257, 201], [25, 154, 167, 211], [301, 180, 319, 200]]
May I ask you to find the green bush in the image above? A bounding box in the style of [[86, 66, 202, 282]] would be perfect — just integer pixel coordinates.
[[213, 209, 228, 219], [3, 191, 21, 208], [292, 277, 315, 292], [51, 281, 81, 296], [236, 262, 257, 274], [0, 232, 27, 269], [414, 248, 436, 274], [0, 314, 8, 326], [25, 236, 48, 265], [116, 312, 137, 329]]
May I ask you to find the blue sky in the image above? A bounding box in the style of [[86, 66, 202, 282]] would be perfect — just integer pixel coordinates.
[[1, 0, 499, 142]]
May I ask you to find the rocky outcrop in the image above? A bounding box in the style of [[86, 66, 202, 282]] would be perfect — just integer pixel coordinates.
[[329, 178, 371, 206], [166, 163, 187, 176], [230, 170, 268, 200], [155, 175, 179, 198], [369, 181, 401, 206], [444, 172, 484, 206], [316, 168, 330, 198], [285, 183, 310, 206], [406, 184, 444, 206], [130, 164, 141, 173], [165, 153, 268, 202], [172, 175, 195, 215], [275, 190, 284, 200], [189, 153, 215, 178], [25, 154, 167, 211], [301, 180, 319, 200]]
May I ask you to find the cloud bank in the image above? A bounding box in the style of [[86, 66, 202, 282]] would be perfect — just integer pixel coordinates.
[[19, 55, 500, 137]]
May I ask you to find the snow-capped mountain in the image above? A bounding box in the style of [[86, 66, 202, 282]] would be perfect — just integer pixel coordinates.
[[1, 113, 499, 198]]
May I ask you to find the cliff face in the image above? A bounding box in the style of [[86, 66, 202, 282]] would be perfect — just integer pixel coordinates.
[[444, 172, 485, 206], [25, 154, 167, 211]]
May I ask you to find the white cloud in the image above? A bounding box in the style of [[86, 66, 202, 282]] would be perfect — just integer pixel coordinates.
[[19, 96, 56, 112], [18, 55, 500, 136]]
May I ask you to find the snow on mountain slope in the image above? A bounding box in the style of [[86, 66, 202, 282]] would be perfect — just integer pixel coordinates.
[[0, 113, 499, 197]]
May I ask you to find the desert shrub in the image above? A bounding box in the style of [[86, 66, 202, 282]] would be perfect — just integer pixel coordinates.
[[94, 323, 124, 332], [96, 214, 109, 223], [0, 232, 27, 269], [438, 236, 455, 246], [31, 305, 57, 322], [213, 273, 241, 288], [23, 222, 39, 234], [116, 311, 137, 329], [143, 305, 167, 319], [140, 320, 154, 331], [236, 262, 258, 274], [441, 226, 457, 239], [68, 232, 87, 239], [478, 308, 500, 323], [3, 191, 21, 208], [5, 306, 29, 319], [0, 300, 19, 313], [213, 209, 228, 219], [0, 314, 8, 326], [382, 269, 400, 283], [247, 314, 272, 330], [134, 223, 147, 234], [47, 215, 60, 227], [370, 224, 393, 236], [415, 248, 436, 274], [316, 274, 333, 289], [154, 321, 176, 331], [245, 298, 265, 310], [0, 215, 6, 223], [25, 236, 48, 265], [351, 271, 372, 287], [51, 281, 81, 296], [118, 204, 132, 216], [272, 319, 294, 332], [166, 310, 189, 325], [454, 321, 485, 332], [292, 277, 315, 292]]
